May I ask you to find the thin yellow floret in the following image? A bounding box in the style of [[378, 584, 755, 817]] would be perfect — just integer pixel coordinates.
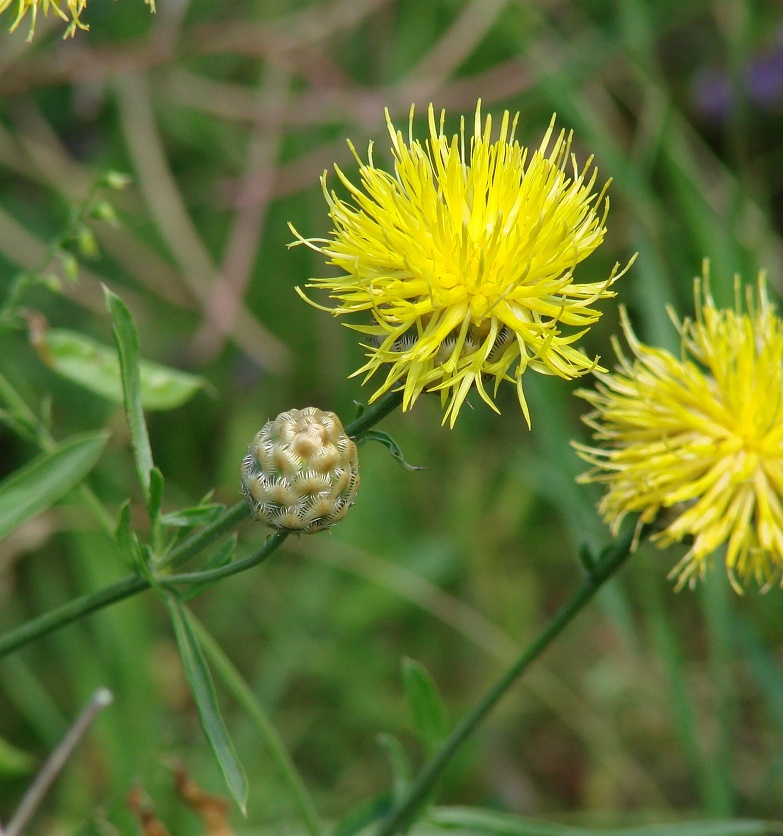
[[576, 266, 783, 591], [292, 101, 632, 426], [1, 0, 155, 40]]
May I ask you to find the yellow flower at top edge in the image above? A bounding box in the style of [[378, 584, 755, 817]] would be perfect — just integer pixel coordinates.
[[575, 266, 783, 592], [1, 0, 155, 40], [291, 102, 633, 427]]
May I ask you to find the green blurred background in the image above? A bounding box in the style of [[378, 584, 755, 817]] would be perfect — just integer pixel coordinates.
[[1, 0, 783, 832]]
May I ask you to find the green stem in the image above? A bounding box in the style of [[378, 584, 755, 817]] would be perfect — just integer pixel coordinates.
[[345, 390, 404, 438], [0, 390, 404, 658], [157, 500, 251, 570], [0, 503, 252, 659], [0, 575, 148, 659], [376, 523, 639, 836], [161, 530, 287, 587], [192, 616, 323, 836]]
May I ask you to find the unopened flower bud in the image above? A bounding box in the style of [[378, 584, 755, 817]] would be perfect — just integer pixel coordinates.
[[240, 407, 359, 533]]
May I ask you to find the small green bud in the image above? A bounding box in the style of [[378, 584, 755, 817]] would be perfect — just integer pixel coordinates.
[[41, 273, 63, 293], [241, 407, 360, 533], [101, 170, 131, 190], [59, 250, 79, 282], [76, 225, 99, 258], [91, 200, 119, 226]]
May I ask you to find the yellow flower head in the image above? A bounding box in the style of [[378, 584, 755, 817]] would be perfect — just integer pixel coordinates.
[[291, 102, 631, 427], [2, 0, 154, 40], [575, 267, 783, 591]]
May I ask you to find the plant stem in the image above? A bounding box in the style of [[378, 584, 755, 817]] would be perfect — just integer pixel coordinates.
[[0, 390, 404, 658], [0, 575, 148, 659], [157, 500, 251, 570], [345, 390, 404, 438], [375, 523, 639, 836], [0, 503, 251, 659], [161, 530, 287, 587]]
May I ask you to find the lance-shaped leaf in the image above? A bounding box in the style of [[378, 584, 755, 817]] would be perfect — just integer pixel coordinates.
[[166, 595, 248, 814], [103, 286, 153, 501], [402, 657, 448, 758], [0, 430, 109, 542], [36, 328, 208, 411], [361, 430, 424, 471]]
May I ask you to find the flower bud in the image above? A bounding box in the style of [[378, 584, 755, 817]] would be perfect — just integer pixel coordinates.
[[240, 407, 359, 533]]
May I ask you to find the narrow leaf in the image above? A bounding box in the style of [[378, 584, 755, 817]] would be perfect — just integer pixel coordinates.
[[0, 736, 35, 776], [38, 328, 207, 411], [428, 807, 783, 836], [166, 595, 248, 813], [103, 285, 154, 501], [377, 733, 410, 803], [180, 535, 238, 603], [0, 430, 109, 542], [148, 467, 164, 526], [159, 505, 226, 528], [402, 658, 448, 757], [362, 430, 424, 471], [114, 500, 137, 570], [332, 793, 394, 836]]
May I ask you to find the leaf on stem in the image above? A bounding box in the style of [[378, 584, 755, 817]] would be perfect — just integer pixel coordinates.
[[180, 535, 237, 603], [148, 467, 164, 528], [377, 733, 411, 804], [103, 286, 154, 502], [166, 594, 249, 814], [35, 328, 208, 411], [402, 658, 448, 758], [0, 430, 109, 542], [159, 504, 226, 529], [360, 430, 425, 471], [115, 500, 142, 571]]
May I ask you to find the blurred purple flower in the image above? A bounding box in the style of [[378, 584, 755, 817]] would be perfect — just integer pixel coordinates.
[[692, 25, 783, 118]]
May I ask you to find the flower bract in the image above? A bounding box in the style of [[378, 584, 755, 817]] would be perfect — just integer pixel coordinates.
[[575, 268, 783, 591], [241, 407, 360, 533], [291, 102, 631, 426]]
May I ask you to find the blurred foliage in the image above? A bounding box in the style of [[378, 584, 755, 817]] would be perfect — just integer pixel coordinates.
[[1, 0, 783, 832]]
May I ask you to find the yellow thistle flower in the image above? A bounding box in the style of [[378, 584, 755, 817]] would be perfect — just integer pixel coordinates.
[[291, 102, 632, 427], [575, 267, 783, 591], [2, 0, 154, 41]]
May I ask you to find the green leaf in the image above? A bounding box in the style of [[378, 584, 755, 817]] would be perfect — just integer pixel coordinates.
[[39, 328, 207, 411], [0, 430, 109, 542], [362, 430, 425, 471], [607, 824, 783, 836], [332, 792, 394, 836], [166, 595, 248, 813], [377, 733, 410, 804], [428, 807, 587, 835], [0, 735, 35, 775], [402, 658, 448, 757], [148, 467, 164, 526], [180, 535, 237, 603], [115, 500, 138, 570], [103, 286, 154, 501], [427, 808, 783, 836], [159, 504, 226, 528]]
